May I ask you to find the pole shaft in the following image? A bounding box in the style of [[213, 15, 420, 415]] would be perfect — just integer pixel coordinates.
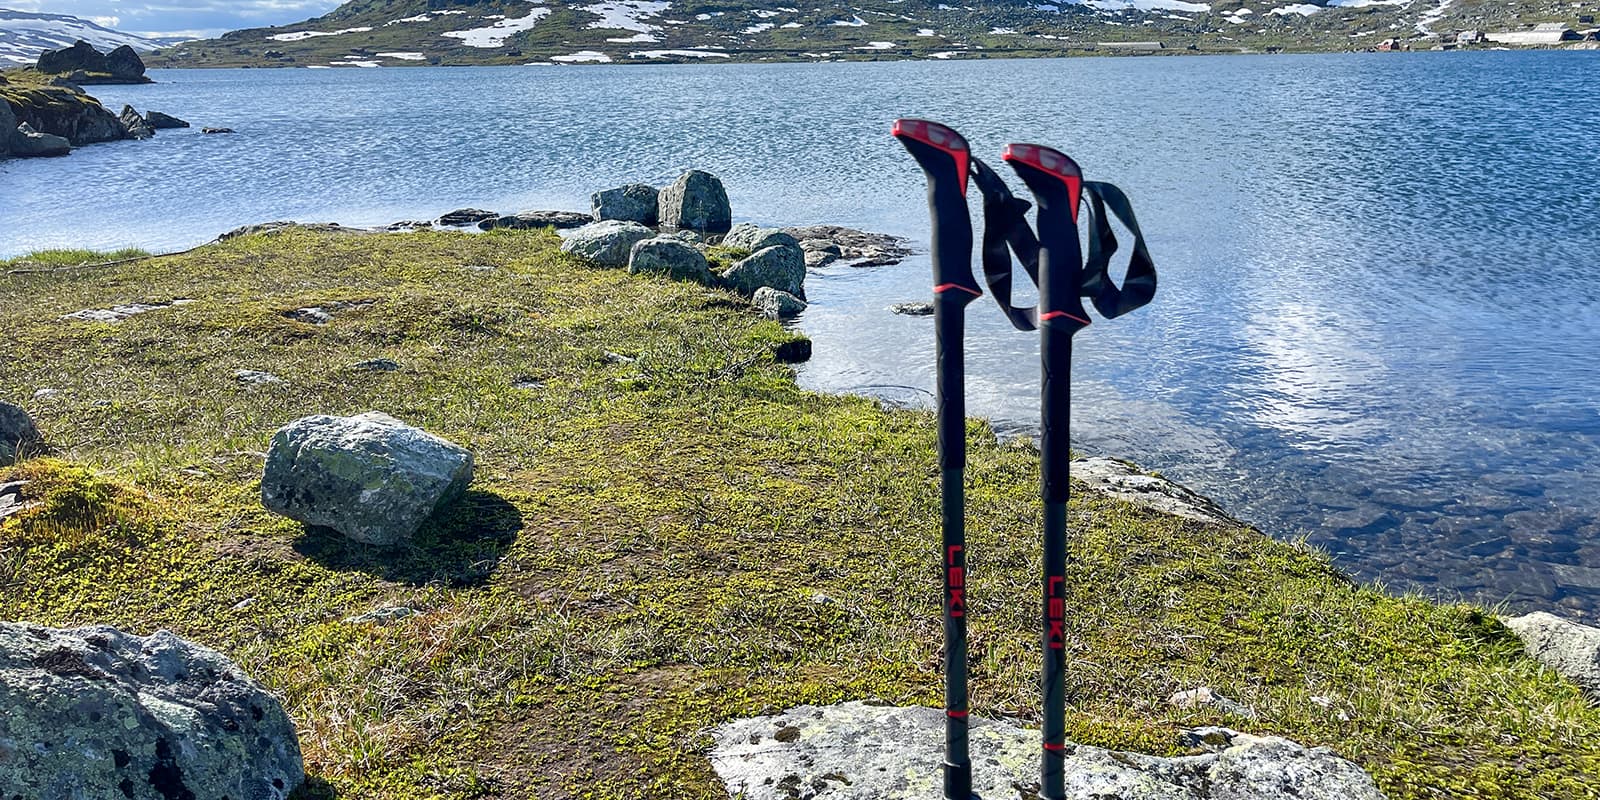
[[936, 297, 972, 800]]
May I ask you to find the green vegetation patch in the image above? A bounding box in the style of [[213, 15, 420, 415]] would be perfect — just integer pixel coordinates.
[[2, 229, 1597, 799]]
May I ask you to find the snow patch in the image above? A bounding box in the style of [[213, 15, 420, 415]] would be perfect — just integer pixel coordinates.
[[629, 48, 731, 58], [551, 49, 613, 62], [917, 28, 937, 36], [831, 16, 869, 26], [990, 26, 1017, 34], [584, 1, 672, 32], [376, 51, 427, 60], [442, 9, 551, 47], [1077, 0, 1211, 10], [929, 50, 964, 58], [780, 22, 803, 28], [269, 26, 372, 42], [744, 22, 775, 33], [856, 40, 897, 49], [606, 32, 659, 42], [752, 9, 782, 18], [1270, 4, 1321, 15]]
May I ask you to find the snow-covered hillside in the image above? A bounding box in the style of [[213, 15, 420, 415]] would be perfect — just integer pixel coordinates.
[[0, 8, 181, 66]]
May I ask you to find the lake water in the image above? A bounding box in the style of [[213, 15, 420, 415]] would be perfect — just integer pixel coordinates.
[[4, 53, 1599, 621]]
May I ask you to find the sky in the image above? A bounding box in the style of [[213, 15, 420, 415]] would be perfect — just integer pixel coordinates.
[[4, 0, 345, 39]]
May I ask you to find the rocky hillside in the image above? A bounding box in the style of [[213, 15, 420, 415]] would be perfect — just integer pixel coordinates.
[[0, 8, 181, 67], [149, 0, 1599, 66]]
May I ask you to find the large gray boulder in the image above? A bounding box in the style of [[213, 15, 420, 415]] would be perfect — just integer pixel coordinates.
[[711, 702, 1386, 800], [628, 236, 712, 283], [720, 243, 806, 299], [1072, 457, 1239, 526], [11, 123, 71, 157], [1503, 611, 1600, 695], [560, 220, 655, 268], [0, 623, 303, 800], [0, 400, 42, 464], [591, 183, 659, 224], [658, 169, 732, 233], [105, 45, 148, 81], [722, 223, 800, 253], [260, 411, 474, 546]]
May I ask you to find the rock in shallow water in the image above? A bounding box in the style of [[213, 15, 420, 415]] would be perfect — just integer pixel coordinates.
[[591, 183, 659, 224], [0, 622, 304, 800], [752, 286, 807, 320], [260, 411, 474, 546], [720, 244, 806, 299], [658, 169, 731, 233], [709, 701, 1386, 800]]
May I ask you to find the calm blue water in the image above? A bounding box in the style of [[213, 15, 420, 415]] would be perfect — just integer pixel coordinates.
[[4, 53, 1599, 619]]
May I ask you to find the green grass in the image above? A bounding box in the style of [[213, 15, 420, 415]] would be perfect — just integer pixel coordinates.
[[2, 229, 1598, 799], [3, 248, 151, 269]]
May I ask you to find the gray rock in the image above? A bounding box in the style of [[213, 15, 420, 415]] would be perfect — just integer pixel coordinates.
[[11, 122, 71, 157], [1168, 686, 1257, 719], [104, 45, 148, 81], [478, 210, 591, 230], [710, 702, 1385, 800], [628, 236, 712, 283], [560, 220, 655, 268], [0, 99, 13, 158], [350, 358, 401, 372], [61, 298, 194, 323], [344, 606, 417, 625], [1502, 611, 1600, 695], [437, 208, 498, 227], [801, 238, 843, 269], [260, 411, 475, 547], [720, 244, 806, 299], [1072, 457, 1240, 526], [0, 623, 303, 800], [201, 127, 235, 134], [658, 169, 732, 233], [891, 301, 934, 316], [591, 183, 659, 224], [1, 401, 42, 465], [234, 369, 285, 385], [120, 104, 154, 140], [785, 225, 912, 267], [145, 110, 189, 129], [752, 287, 807, 320], [218, 222, 363, 241], [721, 223, 800, 253]]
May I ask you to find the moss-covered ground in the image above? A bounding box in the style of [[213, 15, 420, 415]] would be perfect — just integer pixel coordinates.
[[2, 229, 1598, 799]]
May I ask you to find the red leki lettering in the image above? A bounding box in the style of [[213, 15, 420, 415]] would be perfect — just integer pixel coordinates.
[[948, 546, 966, 617], [1047, 576, 1065, 649], [949, 566, 964, 588]]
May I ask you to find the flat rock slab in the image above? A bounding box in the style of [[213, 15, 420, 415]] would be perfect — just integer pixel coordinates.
[[60, 298, 194, 323], [1071, 457, 1238, 526], [709, 702, 1386, 800]]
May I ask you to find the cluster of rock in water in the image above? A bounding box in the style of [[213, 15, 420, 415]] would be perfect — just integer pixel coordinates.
[[1, 40, 202, 159]]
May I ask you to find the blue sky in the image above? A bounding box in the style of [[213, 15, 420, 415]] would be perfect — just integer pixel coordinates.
[[8, 0, 345, 38]]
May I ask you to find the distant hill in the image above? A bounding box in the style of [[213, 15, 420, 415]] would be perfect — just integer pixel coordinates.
[[147, 0, 1600, 67], [0, 8, 187, 66]]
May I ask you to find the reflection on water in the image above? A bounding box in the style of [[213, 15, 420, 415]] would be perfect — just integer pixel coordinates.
[[3, 52, 1598, 620]]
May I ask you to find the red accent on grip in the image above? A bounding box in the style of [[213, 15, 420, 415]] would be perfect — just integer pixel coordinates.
[[1001, 143, 1082, 224], [934, 283, 983, 297], [947, 710, 969, 719], [1040, 310, 1091, 326], [893, 118, 971, 195], [1043, 742, 1066, 752]]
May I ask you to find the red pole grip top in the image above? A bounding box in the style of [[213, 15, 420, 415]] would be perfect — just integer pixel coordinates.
[[1002, 143, 1082, 224], [893, 118, 971, 195]]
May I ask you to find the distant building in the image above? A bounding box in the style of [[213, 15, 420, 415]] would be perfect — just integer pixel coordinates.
[[1485, 23, 1579, 45], [1377, 37, 1402, 51], [1456, 30, 1485, 44]]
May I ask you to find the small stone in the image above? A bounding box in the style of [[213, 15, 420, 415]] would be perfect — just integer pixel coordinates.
[[511, 376, 543, 390], [602, 351, 636, 365], [344, 606, 418, 625], [284, 307, 332, 325], [891, 302, 935, 316], [351, 358, 401, 372], [233, 369, 285, 385], [1178, 725, 1239, 750], [1, 401, 42, 465], [752, 287, 807, 320], [145, 110, 189, 129], [32, 389, 58, 400], [201, 127, 235, 134], [1167, 686, 1257, 718]]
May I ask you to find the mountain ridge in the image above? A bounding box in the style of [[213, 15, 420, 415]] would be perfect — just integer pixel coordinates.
[[0, 8, 188, 66], [146, 0, 1600, 67]]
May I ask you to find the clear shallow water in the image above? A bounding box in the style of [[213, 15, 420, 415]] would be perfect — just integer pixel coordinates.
[[4, 53, 1599, 619]]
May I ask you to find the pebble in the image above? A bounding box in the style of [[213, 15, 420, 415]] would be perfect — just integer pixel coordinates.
[[890, 302, 934, 317], [233, 369, 284, 385], [350, 359, 401, 372]]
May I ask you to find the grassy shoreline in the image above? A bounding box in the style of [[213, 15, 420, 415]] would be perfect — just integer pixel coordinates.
[[3, 228, 1598, 799]]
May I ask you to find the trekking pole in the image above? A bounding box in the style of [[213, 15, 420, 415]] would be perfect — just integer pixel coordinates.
[[1002, 144, 1087, 800], [1002, 143, 1158, 800], [892, 118, 983, 800]]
